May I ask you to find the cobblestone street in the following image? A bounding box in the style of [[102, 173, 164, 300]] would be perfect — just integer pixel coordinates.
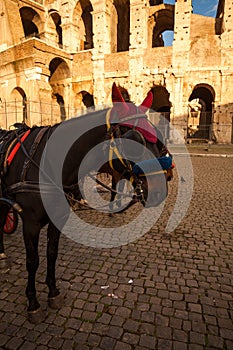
[[0, 154, 232, 350]]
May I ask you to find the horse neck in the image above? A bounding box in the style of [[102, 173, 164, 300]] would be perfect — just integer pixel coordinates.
[[61, 110, 108, 186]]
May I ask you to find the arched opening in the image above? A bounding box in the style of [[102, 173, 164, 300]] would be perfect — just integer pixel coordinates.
[[73, 0, 93, 50], [188, 84, 215, 140], [161, 30, 174, 46], [151, 9, 174, 47], [118, 86, 130, 102], [81, 91, 95, 110], [9, 87, 28, 126], [54, 94, 66, 121], [48, 10, 63, 47], [19, 7, 42, 39], [49, 58, 71, 82], [49, 58, 71, 122], [150, 0, 163, 5], [113, 0, 130, 52], [193, 2, 217, 18], [149, 85, 171, 141], [151, 85, 171, 115]]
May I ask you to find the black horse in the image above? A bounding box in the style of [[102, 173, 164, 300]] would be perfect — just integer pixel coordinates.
[[0, 83, 173, 322]]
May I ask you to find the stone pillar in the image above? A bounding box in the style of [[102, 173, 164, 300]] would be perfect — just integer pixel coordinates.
[[172, 0, 192, 70], [217, 70, 233, 142], [62, 23, 79, 52], [3, 0, 24, 46], [221, 0, 233, 66], [171, 0, 192, 139], [222, 0, 233, 36], [92, 1, 112, 54], [129, 0, 150, 103], [91, 0, 113, 106], [169, 73, 188, 142], [130, 0, 149, 50]]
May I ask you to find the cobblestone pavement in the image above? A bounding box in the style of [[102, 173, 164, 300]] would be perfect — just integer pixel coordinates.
[[0, 155, 233, 350]]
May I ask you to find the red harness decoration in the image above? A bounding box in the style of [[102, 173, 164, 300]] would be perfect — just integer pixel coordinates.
[[7, 130, 31, 166]]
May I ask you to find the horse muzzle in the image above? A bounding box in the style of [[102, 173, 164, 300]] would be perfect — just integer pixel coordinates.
[[143, 186, 168, 208], [132, 157, 170, 207]]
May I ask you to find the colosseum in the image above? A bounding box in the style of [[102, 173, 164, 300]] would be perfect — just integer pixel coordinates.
[[0, 0, 232, 143]]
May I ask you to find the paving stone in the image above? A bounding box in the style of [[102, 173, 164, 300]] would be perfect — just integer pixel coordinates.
[[0, 157, 233, 350], [114, 341, 132, 350], [5, 337, 24, 350], [139, 334, 156, 349]]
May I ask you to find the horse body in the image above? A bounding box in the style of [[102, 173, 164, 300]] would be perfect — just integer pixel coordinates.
[[0, 85, 173, 322]]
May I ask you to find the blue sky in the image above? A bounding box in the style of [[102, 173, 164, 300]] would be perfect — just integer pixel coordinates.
[[163, 0, 219, 45], [164, 0, 218, 17]]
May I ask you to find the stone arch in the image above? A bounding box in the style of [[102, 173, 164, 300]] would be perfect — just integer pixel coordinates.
[[118, 85, 130, 102], [73, 0, 94, 50], [54, 93, 66, 121], [150, 85, 171, 141], [49, 58, 71, 122], [9, 87, 28, 125], [151, 85, 171, 115], [49, 57, 71, 82], [48, 10, 63, 47], [149, 8, 174, 47], [19, 7, 43, 38], [74, 90, 94, 113], [113, 0, 130, 52], [188, 84, 215, 140], [81, 91, 95, 110]]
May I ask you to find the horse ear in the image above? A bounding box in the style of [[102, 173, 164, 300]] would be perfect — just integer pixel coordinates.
[[111, 82, 129, 118], [138, 91, 153, 113]]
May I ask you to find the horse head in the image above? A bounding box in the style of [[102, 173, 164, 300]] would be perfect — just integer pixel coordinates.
[[106, 83, 173, 208]]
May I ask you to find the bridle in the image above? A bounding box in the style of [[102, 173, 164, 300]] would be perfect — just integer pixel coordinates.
[[104, 108, 169, 206]]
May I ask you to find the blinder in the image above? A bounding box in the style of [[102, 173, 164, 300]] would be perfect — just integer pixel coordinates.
[[121, 129, 146, 161]]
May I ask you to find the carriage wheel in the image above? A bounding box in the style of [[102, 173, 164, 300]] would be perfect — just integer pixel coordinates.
[[3, 209, 18, 234]]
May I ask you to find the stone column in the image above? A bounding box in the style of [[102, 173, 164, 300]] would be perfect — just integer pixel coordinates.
[[129, 0, 150, 103], [172, 0, 192, 70], [92, 1, 112, 55], [3, 0, 24, 45], [221, 0, 233, 67], [91, 0, 113, 106], [171, 0, 192, 139], [61, 23, 79, 52]]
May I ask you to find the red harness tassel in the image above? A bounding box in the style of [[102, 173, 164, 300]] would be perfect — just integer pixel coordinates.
[[7, 130, 31, 166]]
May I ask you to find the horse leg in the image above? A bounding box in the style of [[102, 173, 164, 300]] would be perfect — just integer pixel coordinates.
[[46, 222, 63, 309], [109, 177, 117, 211], [0, 207, 10, 272], [110, 172, 126, 211], [0, 207, 7, 256], [23, 222, 44, 323]]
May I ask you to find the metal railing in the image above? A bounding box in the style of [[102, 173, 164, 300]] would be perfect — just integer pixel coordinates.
[[0, 101, 231, 143], [0, 100, 109, 129]]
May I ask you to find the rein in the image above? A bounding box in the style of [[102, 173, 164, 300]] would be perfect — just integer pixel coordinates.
[[106, 108, 132, 171], [1, 114, 140, 212], [1, 108, 171, 214]]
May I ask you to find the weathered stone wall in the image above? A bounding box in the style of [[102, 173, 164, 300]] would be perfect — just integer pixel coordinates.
[[0, 0, 232, 142]]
